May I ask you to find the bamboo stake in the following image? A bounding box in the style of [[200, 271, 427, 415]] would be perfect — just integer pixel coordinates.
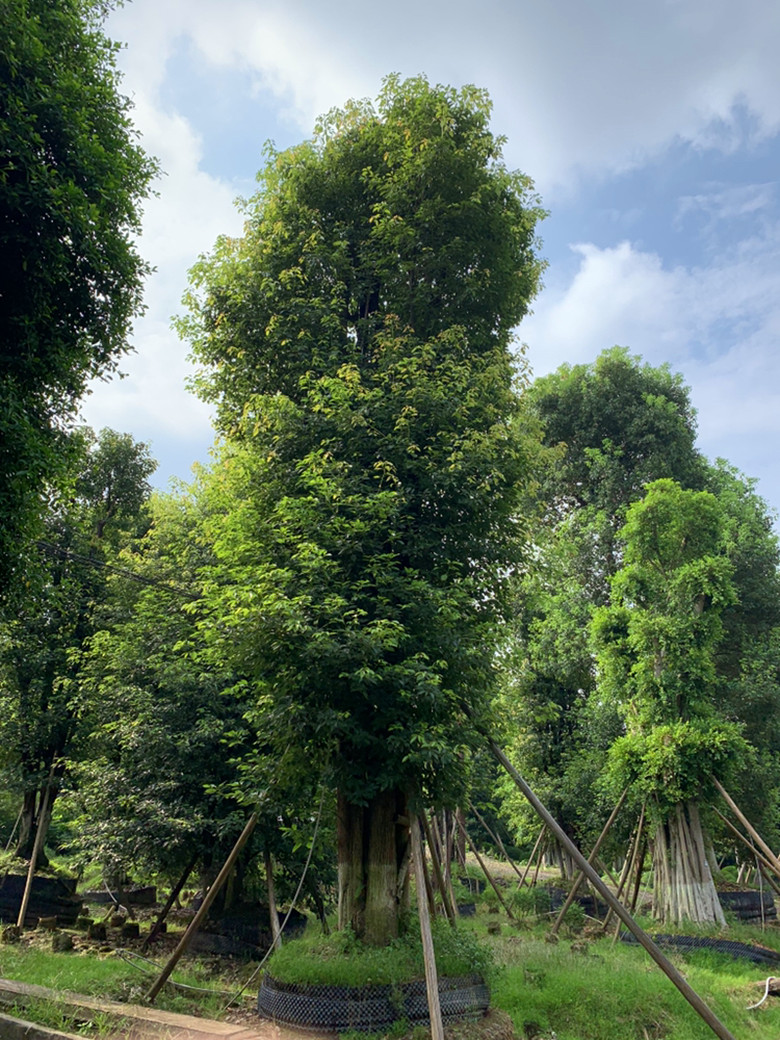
[[488, 738, 736, 1040], [265, 848, 282, 950], [711, 807, 780, 897], [468, 799, 526, 884], [16, 773, 54, 929], [429, 811, 459, 921], [629, 837, 648, 915], [146, 813, 257, 1003], [612, 806, 646, 942], [531, 831, 547, 887], [602, 814, 642, 934], [422, 812, 457, 926], [463, 826, 515, 919], [142, 854, 198, 952], [518, 826, 545, 888], [714, 781, 780, 878], [551, 787, 628, 935], [411, 816, 444, 1040]]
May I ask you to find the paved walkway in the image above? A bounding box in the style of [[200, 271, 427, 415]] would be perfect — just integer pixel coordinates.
[[0, 978, 314, 1040]]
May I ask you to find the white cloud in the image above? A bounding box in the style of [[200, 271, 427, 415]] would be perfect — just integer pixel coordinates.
[[107, 0, 780, 193], [83, 0, 780, 500], [520, 225, 780, 500]]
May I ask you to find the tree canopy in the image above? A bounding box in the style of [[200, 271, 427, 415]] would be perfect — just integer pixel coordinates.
[[0, 0, 156, 594], [180, 75, 546, 943]]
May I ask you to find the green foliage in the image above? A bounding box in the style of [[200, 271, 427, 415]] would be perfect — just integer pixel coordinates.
[[0, 428, 155, 860], [0, 0, 157, 594], [267, 919, 496, 985], [607, 721, 749, 814], [591, 480, 750, 814], [180, 76, 545, 814], [497, 350, 708, 856]]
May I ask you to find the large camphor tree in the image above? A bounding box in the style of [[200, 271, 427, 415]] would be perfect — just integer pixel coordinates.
[[180, 76, 545, 944], [0, 0, 156, 595]]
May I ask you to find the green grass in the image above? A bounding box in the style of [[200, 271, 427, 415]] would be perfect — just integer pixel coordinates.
[[3, 907, 780, 1039], [0, 943, 249, 1019], [266, 922, 495, 986], [482, 920, 780, 1040]]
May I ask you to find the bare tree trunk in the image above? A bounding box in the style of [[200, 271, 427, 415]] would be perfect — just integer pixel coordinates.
[[337, 788, 410, 945], [652, 800, 725, 926]]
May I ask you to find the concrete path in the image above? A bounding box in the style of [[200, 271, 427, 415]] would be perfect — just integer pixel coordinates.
[[0, 977, 314, 1040]]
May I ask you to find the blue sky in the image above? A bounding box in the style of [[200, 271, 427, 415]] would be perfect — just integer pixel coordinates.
[[81, 0, 780, 515]]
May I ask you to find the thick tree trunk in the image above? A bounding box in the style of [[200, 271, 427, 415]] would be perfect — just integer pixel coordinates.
[[652, 800, 725, 925], [337, 788, 410, 945]]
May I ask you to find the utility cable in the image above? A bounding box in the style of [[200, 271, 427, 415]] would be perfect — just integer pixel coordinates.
[[35, 540, 197, 599]]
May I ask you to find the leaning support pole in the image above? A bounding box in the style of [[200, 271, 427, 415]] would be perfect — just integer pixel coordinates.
[[518, 825, 545, 888], [16, 779, 53, 929], [146, 813, 258, 1004], [422, 812, 457, 926], [463, 826, 516, 920], [711, 807, 780, 897], [714, 781, 780, 878], [602, 803, 645, 935], [551, 787, 628, 935], [142, 854, 198, 952], [488, 738, 737, 1040], [468, 799, 526, 884], [411, 816, 444, 1040]]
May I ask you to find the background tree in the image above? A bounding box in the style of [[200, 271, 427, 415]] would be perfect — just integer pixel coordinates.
[[0, 428, 155, 865], [592, 479, 748, 924], [0, 0, 156, 595], [497, 349, 707, 871], [180, 75, 545, 944]]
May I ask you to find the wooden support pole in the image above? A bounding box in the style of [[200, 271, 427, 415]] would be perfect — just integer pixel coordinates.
[[594, 854, 621, 889], [488, 738, 737, 1040], [602, 804, 645, 935], [463, 826, 515, 920], [531, 831, 548, 887], [629, 837, 648, 915], [411, 816, 444, 1040], [551, 787, 628, 935], [468, 799, 526, 884], [519, 826, 545, 888], [712, 807, 780, 897], [142, 854, 197, 952], [146, 813, 257, 1003], [265, 848, 282, 951], [16, 779, 53, 929], [423, 812, 457, 925], [714, 781, 780, 878], [428, 815, 457, 923]]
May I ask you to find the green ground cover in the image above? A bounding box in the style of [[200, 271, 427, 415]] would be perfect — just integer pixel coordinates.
[[2, 899, 780, 1038]]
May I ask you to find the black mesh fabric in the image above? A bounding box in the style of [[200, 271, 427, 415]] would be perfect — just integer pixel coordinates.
[[257, 973, 490, 1033]]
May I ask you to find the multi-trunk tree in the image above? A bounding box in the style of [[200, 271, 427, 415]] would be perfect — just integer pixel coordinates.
[[593, 479, 749, 924], [498, 349, 708, 872], [180, 75, 545, 944]]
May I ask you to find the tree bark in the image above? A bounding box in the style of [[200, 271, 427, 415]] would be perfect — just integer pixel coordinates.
[[337, 788, 410, 945], [652, 800, 725, 926]]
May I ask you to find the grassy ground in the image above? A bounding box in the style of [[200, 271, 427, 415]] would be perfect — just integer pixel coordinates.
[[3, 865, 780, 1039]]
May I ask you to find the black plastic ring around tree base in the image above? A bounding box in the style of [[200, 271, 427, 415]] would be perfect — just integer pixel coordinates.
[[258, 973, 490, 1033]]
